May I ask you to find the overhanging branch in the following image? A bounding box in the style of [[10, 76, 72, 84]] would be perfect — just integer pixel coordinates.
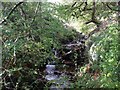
[[84, 1, 102, 39], [86, 21, 108, 40], [0, 2, 23, 25], [85, 1, 100, 27]]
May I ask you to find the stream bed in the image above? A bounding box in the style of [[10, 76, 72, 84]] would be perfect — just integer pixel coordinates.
[[41, 40, 86, 89], [44, 64, 76, 89]]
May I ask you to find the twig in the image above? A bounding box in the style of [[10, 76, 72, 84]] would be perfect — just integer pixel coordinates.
[[31, 2, 40, 24], [106, 3, 120, 12], [82, 1, 88, 11], [72, 2, 84, 10], [19, 5, 26, 20], [71, 2, 77, 7]]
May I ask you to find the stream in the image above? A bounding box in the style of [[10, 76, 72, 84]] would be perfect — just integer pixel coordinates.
[[45, 64, 73, 89], [44, 54, 76, 89], [43, 36, 88, 89]]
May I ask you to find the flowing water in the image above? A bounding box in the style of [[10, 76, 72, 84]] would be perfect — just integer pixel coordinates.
[[45, 64, 74, 89], [43, 43, 84, 89]]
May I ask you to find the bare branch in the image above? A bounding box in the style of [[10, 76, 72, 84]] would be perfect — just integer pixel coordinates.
[[85, 1, 100, 26], [72, 2, 77, 7], [0, 2, 23, 25]]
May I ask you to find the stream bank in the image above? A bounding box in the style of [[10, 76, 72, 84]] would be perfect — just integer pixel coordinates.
[[40, 32, 90, 89]]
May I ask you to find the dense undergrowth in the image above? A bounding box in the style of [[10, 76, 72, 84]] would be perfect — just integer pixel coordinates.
[[71, 24, 119, 88], [1, 2, 120, 89], [2, 2, 82, 89]]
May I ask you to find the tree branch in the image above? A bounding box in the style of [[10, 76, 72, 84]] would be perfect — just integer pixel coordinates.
[[85, 1, 100, 27], [71, 2, 77, 7], [106, 3, 120, 12], [84, 1, 102, 39], [83, 1, 88, 11], [0, 2, 23, 25], [92, 1, 95, 20], [86, 21, 108, 40], [19, 5, 27, 20], [31, 2, 40, 24]]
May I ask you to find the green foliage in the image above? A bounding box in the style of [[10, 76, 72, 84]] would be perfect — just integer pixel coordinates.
[[72, 24, 119, 88], [2, 2, 78, 89], [2, 2, 77, 66], [95, 24, 119, 88], [1, 1, 120, 89], [57, 1, 119, 88]]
